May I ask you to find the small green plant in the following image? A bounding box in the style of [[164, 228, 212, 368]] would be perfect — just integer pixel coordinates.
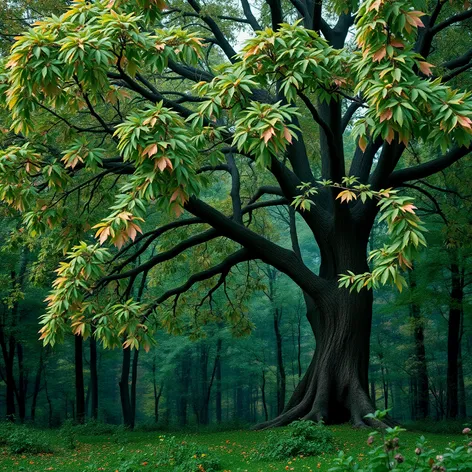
[[60, 419, 78, 450], [156, 435, 221, 472], [0, 424, 55, 454], [257, 420, 336, 460], [329, 410, 472, 471]]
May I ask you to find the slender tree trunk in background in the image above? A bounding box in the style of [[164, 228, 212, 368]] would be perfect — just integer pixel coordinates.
[[215, 338, 222, 423], [198, 343, 210, 425], [90, 335, 98, 420], [447, 262, 463, 419], [119, 347, 133, 428], [235, 385, 244, 419], [458, 343, 466, 418], [154, 385, 162, 424], [45, 377, 53, 427], [177, 356, 190, 426], [370, 380, 376, 409], [31, 351, 44, 422], [274, 308, 286, 415], [458, 304, 467, 418], [408, 373, 418, 420], [16, 341, 26, 423], [163, 382, 171, 426], [74, 335, 85, 424], [130, 349, 139, 428], [261, 370, 268, 422], [297, 314, 302, 379], [1, 335, 16, 421], [152, 358, 162, 423], [409, 273, 429, 419], [1, 251, 29, 422], [380, 360, 388, 411]]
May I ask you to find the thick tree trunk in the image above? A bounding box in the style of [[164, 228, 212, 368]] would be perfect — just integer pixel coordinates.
[[90, 335, 98, 420], [74, 335, 85, 424], [447, 262, 462, 419], [256, 286, 374, 428], [255, 231, 378, 428]]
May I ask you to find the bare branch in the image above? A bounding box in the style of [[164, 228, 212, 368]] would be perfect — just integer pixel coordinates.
[[241, 0, 262, 31], [431, 8, 472, 36], [388, 146, 471, 186], [146, 248, 251, 314], [186, 0, 238, 62]]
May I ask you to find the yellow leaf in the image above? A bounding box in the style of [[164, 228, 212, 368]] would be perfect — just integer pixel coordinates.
[[336, 190, 357, 204]]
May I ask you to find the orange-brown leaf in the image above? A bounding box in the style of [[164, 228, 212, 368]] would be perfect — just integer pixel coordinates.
[[143, 143, 158, 157], [283, 126, 293, 144], [380, 109, 393, 123], [373, 47, 387, 63], [457, 115, 472, 129], [418, 61, 434, 76], [359, 135, 368, 153], [336, 190, 357, 204], [262, 127, 276, 144]]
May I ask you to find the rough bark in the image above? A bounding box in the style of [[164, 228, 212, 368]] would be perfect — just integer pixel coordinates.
[[254, 218, 381, 428]]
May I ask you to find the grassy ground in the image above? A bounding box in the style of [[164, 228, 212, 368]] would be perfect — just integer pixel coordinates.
[[0, 425, 464, 472]]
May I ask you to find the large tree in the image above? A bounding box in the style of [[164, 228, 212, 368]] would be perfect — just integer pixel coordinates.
[[0, 0, 471, 428]]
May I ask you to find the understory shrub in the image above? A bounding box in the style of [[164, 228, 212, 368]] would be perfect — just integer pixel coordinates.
[[156, 435, 221, 472], [407, 418, 470, 435], [0, 423, 54, 454], [60, 419, 122, 436], [257, 420, 336, 460], [330, 410, 472, 471]]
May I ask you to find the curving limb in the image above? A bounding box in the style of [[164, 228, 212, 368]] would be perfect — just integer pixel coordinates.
[[388, 147, 472, 187], [144, 248, 251, 316]]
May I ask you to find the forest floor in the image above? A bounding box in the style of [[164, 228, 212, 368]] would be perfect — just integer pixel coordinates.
[[0, 424, 464, 472]]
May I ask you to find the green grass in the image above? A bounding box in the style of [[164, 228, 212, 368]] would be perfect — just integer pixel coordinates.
[[0, 425, 464, 472]]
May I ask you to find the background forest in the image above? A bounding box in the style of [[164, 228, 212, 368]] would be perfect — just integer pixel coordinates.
[[0, 0, 471, 436]]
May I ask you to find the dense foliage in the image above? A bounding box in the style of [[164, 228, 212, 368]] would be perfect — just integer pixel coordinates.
[[0, 0, 471, 444]]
